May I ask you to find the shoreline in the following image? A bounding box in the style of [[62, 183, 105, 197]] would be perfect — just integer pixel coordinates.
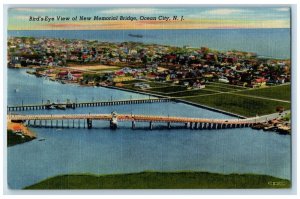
[[17, 67, 247, 118], [7, 121, 36, 147], [12, 68, 290, 122]]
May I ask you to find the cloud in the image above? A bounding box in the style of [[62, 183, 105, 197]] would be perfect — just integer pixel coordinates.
[[274, 8, 290, 12], [13, 8, 49, 13], [99, 8, 177, 15], [202, 8, 245, 16], [14, 15, 29, 20]]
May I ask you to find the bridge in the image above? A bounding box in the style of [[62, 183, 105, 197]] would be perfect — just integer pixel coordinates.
[[8, 113, 263, 130], [7, 98, 172, 111]]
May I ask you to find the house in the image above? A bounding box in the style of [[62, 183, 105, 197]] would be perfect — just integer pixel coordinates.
[[56, 71, 68, 79], [67, 72, 82, 81], [252, 77, 267, 88]]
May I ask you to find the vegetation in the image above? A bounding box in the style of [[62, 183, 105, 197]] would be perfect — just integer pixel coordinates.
[[7, 130, 35, 147], [168, 89, 216, 97], [236, 84, 291, 101], [25, 171, 291, 189], [149, 86, 187, 93], [183, 93, 291, 117], [204, 85, 237, 92]]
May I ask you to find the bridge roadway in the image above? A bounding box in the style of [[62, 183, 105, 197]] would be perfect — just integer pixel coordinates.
[[9, 113, 256, 123], [8, 111, 289, 130]]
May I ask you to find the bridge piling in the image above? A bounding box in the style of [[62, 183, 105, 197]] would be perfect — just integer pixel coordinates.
[[189, 122, 193, 129], [167, 122, 171, 129], [198, 123, 203, 129], [132, 121, 136, 129], [87, 119, 92, 129], [194, 122, 198, 129], [149, 121, 153, 130], [184, 123, 188, 128]]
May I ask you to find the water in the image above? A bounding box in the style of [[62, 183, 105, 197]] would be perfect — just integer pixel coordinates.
[[8, 29, 290, 59], [7, 69, 291, 189]]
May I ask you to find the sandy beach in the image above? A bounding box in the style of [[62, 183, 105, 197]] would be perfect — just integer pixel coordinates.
[[67, 64, 120, 71]]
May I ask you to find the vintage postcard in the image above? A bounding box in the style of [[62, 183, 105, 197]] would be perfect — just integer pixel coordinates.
[[6, 6, 291, 189]]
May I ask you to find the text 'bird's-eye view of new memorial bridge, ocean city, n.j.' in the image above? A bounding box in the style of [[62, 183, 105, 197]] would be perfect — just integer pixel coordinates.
[[6, 6, 292, 189]]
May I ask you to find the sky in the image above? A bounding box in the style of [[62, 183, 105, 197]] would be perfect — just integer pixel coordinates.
[[7, 7, 291, 30]]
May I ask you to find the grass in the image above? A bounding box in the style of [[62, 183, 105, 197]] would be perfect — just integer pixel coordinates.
[[149, 86, 187, 93], [204, 85, 237, 92], [168, 89, 217, 97], [209, 82, 248, 89], [24, 171, 291, 189], [183, 93, 291, 117], [236, 84, 291, 101]]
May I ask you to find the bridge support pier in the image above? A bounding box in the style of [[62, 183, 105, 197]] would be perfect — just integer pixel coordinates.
[[184, 123, 188, 128], [149, 121, 153, 130], [212, 123, 217, 129], [194, 122, 198, 129], [199, 123, 203, 129], [208, 123, 212, 129], [62, 120, 64, 128], [51, 120, 53, 128], [189, 122, 193, 129], [33, 120, 36, 127], [73, 120, 75, 128], [132, 121, 136, 129], [167, 122, 171, 129], [87, 119, 92, 129]]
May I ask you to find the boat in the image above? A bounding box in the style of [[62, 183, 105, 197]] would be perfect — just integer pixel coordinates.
[[110, 111, 118, 129], [45, 105, 56, 110], [14, 88, 19, 92], [38, 138, 46, 141], [128, 34, 143, 38], [56, 104, 66, 110]]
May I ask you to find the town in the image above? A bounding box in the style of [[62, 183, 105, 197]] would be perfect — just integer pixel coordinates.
[[7, 36, 291, 121]]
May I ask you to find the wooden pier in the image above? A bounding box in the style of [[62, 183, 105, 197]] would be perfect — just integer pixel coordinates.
[[7, 98, 172, 112]]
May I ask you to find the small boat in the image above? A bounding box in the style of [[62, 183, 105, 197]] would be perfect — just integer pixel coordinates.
[[128, 34, 143, 38], [56, 105, 66, 110], [14, 88, 19, 92], [38, 138, 46, 141]]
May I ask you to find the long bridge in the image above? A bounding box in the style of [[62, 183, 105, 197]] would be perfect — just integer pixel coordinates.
[[7, 98, 172, 111], [8, 113, 263, 130]]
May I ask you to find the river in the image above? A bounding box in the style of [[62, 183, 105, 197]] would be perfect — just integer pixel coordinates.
[[7, 68, 291, 189]]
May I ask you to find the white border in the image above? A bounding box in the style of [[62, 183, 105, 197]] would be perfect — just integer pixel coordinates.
[[1, 0, 299, 198]]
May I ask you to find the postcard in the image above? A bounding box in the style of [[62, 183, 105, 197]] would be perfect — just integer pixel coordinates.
[[6, 5, 291, 190]]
